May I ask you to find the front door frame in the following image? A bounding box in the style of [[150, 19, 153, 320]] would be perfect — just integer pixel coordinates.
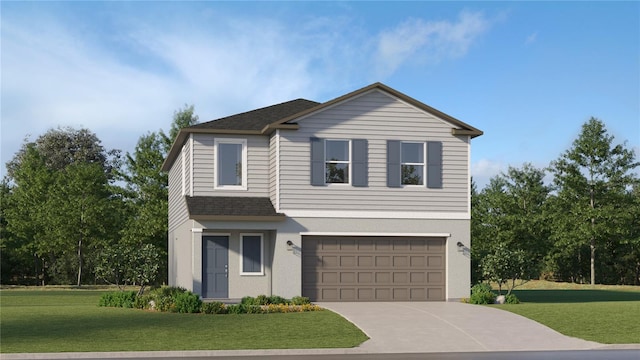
[[202, 234, 229, 299]]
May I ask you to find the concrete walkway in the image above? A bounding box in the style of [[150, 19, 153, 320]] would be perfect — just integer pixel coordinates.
[[317, 302, 603, 353]]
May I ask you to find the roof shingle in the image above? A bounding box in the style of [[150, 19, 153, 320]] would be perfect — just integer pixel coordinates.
[[190, 99, 320, 131], [185, 196, 285, 220]]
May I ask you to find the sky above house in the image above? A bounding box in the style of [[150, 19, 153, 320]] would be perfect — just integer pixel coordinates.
[[2, 1, 638, 189]]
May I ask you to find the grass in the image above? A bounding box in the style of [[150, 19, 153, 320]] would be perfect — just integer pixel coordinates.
[[0, 289, 368, 353], [491, 281, 640, 344]]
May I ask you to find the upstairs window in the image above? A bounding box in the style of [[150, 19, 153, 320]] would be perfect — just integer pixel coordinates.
[[387, 140, 442, 188], [215, 138, 247, 190], [325, 139, 350, 184], [311, 138, 368, 187], [401, 142, 425, 185]]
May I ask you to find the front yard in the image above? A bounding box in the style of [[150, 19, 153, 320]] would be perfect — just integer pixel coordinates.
[[493, 282, 640, 344], [0, 289, 368, 353]]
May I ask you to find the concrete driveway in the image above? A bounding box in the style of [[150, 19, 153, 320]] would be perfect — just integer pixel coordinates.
[[317, 302, 602, 353]]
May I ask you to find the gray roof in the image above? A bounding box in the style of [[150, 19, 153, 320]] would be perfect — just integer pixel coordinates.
[[190, 99, 320, 131], [185, 196, 285, 221]]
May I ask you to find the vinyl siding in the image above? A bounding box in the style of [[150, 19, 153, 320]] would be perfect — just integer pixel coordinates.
[[192, 133, 270, 197], [269, 133, 278, 207], [278, 89, 469, 213], [168, 143, 189, 232]]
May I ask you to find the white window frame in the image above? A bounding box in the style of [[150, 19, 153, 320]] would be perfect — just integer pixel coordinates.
[[214, 138, 247, 190], [401, 141, 426, 186], [324, 139, 351, 185], [239, 233, 264, 276]]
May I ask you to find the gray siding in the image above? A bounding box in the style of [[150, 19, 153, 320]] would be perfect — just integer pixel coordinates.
[[269, 133, 278, 207], [192, 134, 270, 197], [278, 89, 469, 213], [168, 144, 189, 232]]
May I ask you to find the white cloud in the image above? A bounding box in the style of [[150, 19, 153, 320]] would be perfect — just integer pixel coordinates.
[[1, 7, 496, 175], [375, 10, 491, 77], [471, 159, 505, 189]]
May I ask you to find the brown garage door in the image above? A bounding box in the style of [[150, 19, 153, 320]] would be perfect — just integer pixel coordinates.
[[302, 236, 446, 301]]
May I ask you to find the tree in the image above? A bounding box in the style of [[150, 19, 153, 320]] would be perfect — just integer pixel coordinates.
[[481, 243, 534, 296], [472, 164, 551, 285], [118, 105, 198, 283], [47, 162, 113, 286], [168, 104, 199, 143], [549, 118, 639, 284], [3, 128, 122, 285]]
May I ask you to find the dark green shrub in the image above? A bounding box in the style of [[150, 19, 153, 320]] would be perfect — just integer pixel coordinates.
[[244, 305, 263, 314], [201, 301, 227, 314], [291, 296, 310, 305], [505, 294, 520, 304], [174, 291, 202, 313], [98, 291, 137, 308], [469, 283, 496, 304], [240, 296, 257, 305], [268, 295, 287, 305], [148, 286, 188, 312], [226, 304, 246, 314]]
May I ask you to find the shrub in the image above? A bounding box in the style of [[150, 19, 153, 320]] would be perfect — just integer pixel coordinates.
[[469, 283, 496, 305], [133, 294, 152, 309], [98, 291, 137, 308], [148, 286, 188, 312], [291, 296, 310, 305], [226, 304, 246, 314], [174, 291, 202, 313], [505, 294, 520, 304], [268, 295, 288, 305], [201, 302, 227, 314]]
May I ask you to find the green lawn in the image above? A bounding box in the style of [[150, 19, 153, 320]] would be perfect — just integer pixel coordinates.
[[493, 286, 640, 344], [0, 289, 368, 353]]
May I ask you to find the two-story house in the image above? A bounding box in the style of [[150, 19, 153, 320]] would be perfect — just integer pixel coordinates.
[[161, 82, 482, 302]]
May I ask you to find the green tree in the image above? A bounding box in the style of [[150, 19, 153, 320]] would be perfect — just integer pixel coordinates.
[[47, 162, 113, 286], [118, 105, 198, 283], [472, 164, 551, 285], [3, 128, 122, 285], [549, 118, 639, 284], [481, 243, 533, 296]]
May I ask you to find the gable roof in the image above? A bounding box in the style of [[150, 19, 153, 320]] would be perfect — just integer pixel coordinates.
[[162, 82, 482, 171], [185, 196, 285, 221], [271, 82, 483, 138], [190, 98, 320, 132]]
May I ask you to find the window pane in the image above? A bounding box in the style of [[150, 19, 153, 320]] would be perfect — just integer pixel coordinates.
[[325, 140, 349, 161], [326, 163, 349, 183], [401, 143, 424, 164], [242, 236, 262, 273], [218, 143, 242, 185], [402, 165, 424, 185]]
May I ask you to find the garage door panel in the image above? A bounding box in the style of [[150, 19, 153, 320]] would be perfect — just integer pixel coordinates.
[[302, 236, 446, 301]]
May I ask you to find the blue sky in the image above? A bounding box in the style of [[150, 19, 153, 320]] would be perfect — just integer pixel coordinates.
[[2, 1, 638, 188]]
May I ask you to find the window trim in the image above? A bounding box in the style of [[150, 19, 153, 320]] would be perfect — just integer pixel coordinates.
[[400, 141, 426, 186], [239, 233, 264, 276], [214, 138, 247, 190], [324, 139, 351, 185]]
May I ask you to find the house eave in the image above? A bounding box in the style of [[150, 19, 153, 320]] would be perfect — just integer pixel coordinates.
[[190, 215, 287, 222], [452, 128, 483, 138]]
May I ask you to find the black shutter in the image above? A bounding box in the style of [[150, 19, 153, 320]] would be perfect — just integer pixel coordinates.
[[352, 139, 368, 187], [310, 137, 325, 186], [387, 140, 401, 187], [427, 141, 443, 189]]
